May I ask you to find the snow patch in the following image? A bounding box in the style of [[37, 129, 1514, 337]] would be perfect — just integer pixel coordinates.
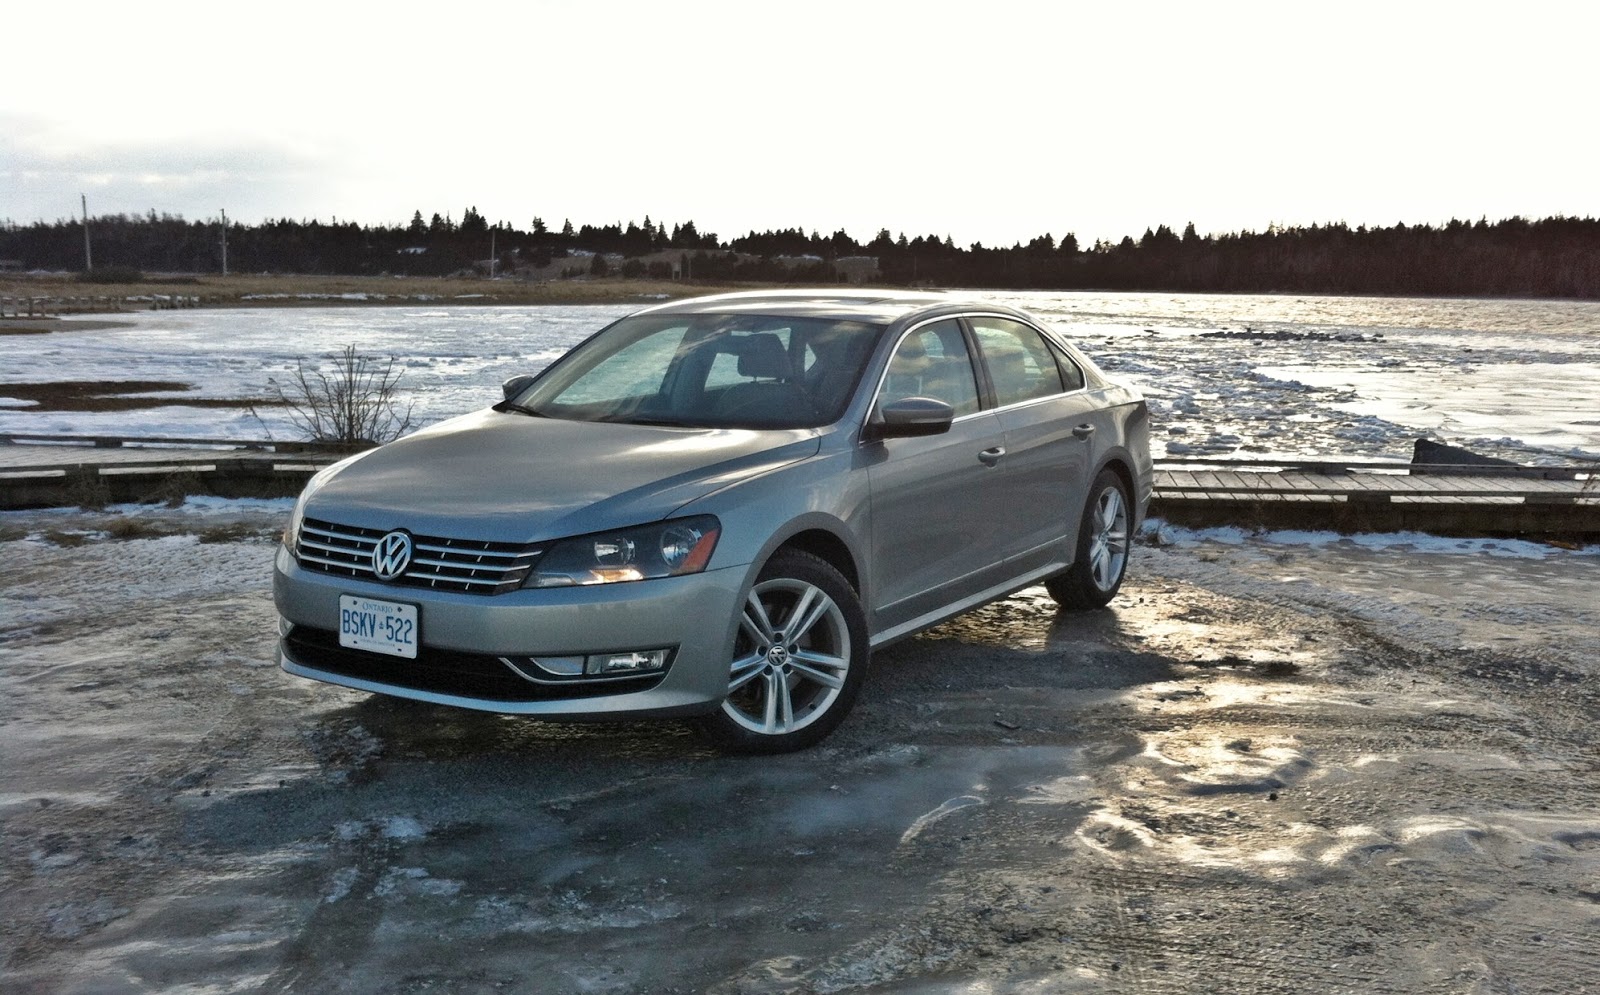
[[1142, 520, 1596, 559]]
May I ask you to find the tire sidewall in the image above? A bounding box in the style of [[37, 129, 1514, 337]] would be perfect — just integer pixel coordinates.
[[1048, 467, 1131, 609]]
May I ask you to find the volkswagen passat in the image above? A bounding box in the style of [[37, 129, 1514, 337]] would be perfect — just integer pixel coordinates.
[[274, 290, 1151, 752]]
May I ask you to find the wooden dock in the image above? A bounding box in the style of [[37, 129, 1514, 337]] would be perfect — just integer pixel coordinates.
[[1152, 458, 1596, 535], [0, 294, 201, 317], [0, 435, 344, 509], [1, 437, 1595, 536]]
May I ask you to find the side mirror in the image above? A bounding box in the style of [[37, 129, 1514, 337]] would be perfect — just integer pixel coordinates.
[[502, 374, 536, 401], [866, 397, 955, 441]]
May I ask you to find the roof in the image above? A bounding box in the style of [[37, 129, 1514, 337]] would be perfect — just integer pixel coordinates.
[[632, 289, 986, 324]]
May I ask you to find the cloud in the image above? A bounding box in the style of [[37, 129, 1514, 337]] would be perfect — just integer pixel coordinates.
[[1, 114, 329, 223]]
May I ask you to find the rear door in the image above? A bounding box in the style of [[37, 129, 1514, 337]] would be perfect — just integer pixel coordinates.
[[966, 315, 1104, 575]]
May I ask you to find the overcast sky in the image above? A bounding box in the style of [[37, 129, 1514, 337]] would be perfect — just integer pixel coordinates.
[[3, 0, 1595, 247]]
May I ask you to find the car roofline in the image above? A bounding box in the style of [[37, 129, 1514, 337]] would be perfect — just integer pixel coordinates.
[[627, 288, 1013, 325]]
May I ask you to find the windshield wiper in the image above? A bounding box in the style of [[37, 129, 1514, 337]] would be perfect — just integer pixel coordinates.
[[495, 401, 547, 417], [624, 417, 699, 428]]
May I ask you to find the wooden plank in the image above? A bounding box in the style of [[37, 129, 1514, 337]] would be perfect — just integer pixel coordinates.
[[1150, 468, 1596, 507], [2, 432, 279, 449], [1342, 474, 1396, 502], [1417, 474, 1498, 495], [1, 455, 289, 474], [1220, 471, 1271, 493], [1211, 470, 1266, 494], [1276, 471, 1354, 495], [1193, 470, 1232, 493], [1380, 474, 1444, 494], [1392, 476, 1512, 498]]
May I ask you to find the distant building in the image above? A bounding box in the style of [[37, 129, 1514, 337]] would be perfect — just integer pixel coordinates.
[[0, 259, 24, 273], [833, 256, 879, 284]]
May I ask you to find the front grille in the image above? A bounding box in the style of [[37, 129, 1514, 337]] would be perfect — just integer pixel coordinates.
[[282, 626, 667, 702], [296, 517, 543, 595]]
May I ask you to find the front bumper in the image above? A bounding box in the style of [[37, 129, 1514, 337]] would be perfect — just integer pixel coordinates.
[[273, 545, 746, 717]]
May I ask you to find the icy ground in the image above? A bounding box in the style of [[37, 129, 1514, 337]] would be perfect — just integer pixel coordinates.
[[2, 292, 1597, 464], [3, 501, 1599, 994]]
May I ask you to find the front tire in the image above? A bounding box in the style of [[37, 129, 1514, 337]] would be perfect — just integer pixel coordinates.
[[1045, 468, 1131, 609], [698, 550, 869, 754]]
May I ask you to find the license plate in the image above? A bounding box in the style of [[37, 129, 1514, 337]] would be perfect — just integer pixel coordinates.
[[338, 595, 419, 659]]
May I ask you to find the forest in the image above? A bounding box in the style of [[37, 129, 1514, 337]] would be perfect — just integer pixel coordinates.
[[2, 208, 1597, 299]]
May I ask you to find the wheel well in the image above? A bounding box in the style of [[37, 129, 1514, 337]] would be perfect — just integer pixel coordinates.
[[1097, 457, 1139, 525], [776, 529, 860, 592], [1100, 457, 1134, 499]]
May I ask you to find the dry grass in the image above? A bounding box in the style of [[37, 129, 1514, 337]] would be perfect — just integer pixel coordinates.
[[41, 529, 90, 547], [103, 518, 174, 541], [0, 273, 753, 309], [196, 522, 276, 544]]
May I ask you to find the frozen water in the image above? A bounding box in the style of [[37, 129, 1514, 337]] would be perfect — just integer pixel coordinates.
[[3, 293, 1596, 462]]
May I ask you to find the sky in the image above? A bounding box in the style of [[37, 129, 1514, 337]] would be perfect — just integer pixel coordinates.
[[3, 0, 1596, 248]]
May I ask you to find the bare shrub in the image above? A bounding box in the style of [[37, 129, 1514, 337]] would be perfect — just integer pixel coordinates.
[[266, 345, 414, 446], [67, 467, 110, 511]]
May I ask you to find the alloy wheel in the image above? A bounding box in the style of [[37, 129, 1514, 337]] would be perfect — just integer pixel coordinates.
[[722, 577, 851, 735], [1087, 486, 1129, 592]]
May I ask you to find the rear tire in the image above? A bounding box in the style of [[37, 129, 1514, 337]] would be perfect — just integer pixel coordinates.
[[1045, 468, 1131, 609], [698, 550, 869, 754]]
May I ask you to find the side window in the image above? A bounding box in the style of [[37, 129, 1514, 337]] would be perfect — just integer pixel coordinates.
[[879, 319, 981, 416], [969, 317, 1065, 407], [1050, 342, 1086, 392]]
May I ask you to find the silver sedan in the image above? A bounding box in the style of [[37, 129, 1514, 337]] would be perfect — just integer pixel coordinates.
[[274, 290, 1151, 752]]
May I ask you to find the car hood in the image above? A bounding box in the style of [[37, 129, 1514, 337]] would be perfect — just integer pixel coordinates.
[[304, 408, 821, 541]]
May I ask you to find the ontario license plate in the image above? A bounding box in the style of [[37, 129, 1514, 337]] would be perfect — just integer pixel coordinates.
[[338, 595, 418, 659]]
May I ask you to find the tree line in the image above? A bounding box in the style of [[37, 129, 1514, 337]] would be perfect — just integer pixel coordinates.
[[2, 208, 1596, 298]]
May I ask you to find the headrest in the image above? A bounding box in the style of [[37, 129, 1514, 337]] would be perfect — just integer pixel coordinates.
[[890, 334, 931, 373], [736, 333, 792, 379]]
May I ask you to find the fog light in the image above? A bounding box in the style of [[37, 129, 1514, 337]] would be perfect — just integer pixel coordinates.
[[585, 649, 670, 675], [278, 616, 296, 638]]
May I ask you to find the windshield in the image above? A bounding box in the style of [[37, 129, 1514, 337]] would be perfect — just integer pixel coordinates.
[[513, 313, 884, 428]]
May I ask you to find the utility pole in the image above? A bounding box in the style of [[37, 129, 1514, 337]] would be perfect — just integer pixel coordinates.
[[81, 194, 92, 272], [220, 209, 229, 275]]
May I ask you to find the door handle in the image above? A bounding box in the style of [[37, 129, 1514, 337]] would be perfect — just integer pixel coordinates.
[[978, 446, 1006, 467], [1072, 424, 1096, 440]]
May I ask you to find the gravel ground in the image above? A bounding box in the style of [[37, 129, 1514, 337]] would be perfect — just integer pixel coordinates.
[[2, 503, 1598, 994]]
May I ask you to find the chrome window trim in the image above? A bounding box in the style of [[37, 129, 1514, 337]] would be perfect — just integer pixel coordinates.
[[959, 312, 1094, 414], [863, 315, 990, 429]]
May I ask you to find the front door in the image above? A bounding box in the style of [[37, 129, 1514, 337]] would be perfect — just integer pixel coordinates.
[[865, 319, 1012, 634]]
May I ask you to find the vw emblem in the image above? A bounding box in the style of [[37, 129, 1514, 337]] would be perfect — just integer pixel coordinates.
[[371, 531, 413, 581]]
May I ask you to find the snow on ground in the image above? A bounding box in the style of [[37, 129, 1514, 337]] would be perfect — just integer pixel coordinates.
[[2, 293, 1597, 462], [1142, 519, 1600, 559], [0, 499, 291, 637]]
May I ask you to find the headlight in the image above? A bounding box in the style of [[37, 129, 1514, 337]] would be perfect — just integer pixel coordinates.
[[527, 516, 720, 587]]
